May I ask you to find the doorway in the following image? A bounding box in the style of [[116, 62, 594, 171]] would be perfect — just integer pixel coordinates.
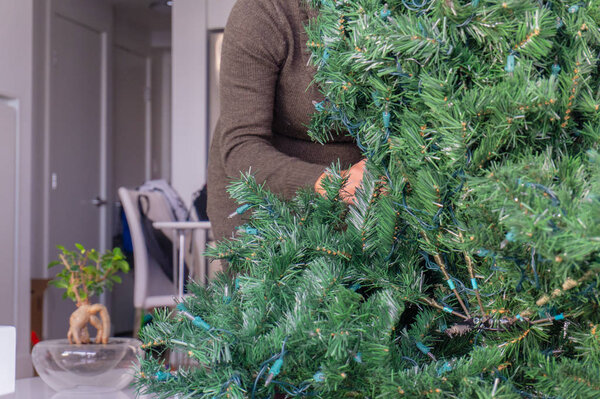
[[44, 5, 111, 340], [42, 0, 172, 339], [109, 0, 173, 336]]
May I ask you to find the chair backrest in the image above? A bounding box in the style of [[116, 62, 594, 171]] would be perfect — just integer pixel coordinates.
[[118, 187, 177, 309]]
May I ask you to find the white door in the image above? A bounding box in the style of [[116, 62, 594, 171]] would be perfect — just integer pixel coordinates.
[[45, 13, 108, 339]]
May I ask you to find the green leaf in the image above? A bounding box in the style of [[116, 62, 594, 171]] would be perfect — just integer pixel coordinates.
[[75, 243, 85, 253], [52, 280, 69, 289], [110, 275, 122, 284], [88, 251, 99, 262], [117, 260, 130, 273], [47, 260, 61, 269]]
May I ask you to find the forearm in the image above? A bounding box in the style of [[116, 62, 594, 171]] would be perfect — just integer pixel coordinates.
[[222, 135, 326, 200]]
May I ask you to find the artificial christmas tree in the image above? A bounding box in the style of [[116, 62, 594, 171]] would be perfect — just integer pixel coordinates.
[[136, 1, 600, 397]]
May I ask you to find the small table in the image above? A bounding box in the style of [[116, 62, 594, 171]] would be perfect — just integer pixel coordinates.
[[2, 378, 146, 399], [152, 221, 211, 297]]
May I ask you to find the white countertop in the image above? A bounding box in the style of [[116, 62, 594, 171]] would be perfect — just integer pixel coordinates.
[[1, 378, 151, 399]]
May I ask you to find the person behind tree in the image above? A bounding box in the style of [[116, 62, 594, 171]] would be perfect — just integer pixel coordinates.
[[207, 0, 366, 242]]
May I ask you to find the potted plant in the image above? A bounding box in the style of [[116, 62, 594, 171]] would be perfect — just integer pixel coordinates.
[[32, 244, 143, 393], [48, 244, 129, 344]]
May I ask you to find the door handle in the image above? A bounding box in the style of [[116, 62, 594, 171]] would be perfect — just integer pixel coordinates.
[[91, 196, 108, 207]]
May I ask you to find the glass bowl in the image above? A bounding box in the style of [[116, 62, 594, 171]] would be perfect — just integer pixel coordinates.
[[32, 338, 143, 392]]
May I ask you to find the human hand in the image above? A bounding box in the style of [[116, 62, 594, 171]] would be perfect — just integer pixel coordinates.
[[315, 159, 367, 204]]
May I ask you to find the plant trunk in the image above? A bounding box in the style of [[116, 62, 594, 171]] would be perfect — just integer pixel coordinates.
[[67, 303, 111, 344]]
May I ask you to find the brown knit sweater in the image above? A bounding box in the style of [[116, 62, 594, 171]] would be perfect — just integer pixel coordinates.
[[207, 0, 362, 241]]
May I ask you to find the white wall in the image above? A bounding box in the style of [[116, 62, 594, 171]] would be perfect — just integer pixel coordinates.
[[171, 0, 236, 204], [0, 0, 34, 378], [206, 0, 237, 30]]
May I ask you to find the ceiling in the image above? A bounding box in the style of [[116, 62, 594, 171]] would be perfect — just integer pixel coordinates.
[[111, 0, 172, 31]]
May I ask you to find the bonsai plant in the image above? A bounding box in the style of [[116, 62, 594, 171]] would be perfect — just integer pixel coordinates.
[[48, 244, 130, 344]]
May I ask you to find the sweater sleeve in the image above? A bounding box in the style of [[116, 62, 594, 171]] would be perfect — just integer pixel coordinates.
[[217, 0, 326, 199]]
